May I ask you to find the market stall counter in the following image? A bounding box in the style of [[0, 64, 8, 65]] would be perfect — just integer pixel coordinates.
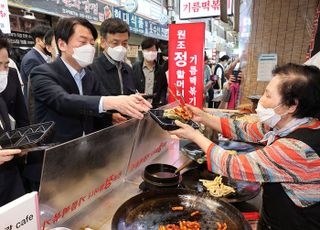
[[38, 103, 188, 229], [38, 104, 260, 229]]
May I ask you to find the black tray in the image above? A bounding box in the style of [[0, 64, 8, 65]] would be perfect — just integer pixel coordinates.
[[149, 109, 199, 131], [0, 121, 54, 149], [182, 166, 261, 203]]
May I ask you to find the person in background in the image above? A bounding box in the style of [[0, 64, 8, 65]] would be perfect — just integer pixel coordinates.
[[159, 48, 169, 82], [0, 29, 23, 91], [171, 63, 320, 230], [208, 55, 230, 108], [28, 29, 59, 125], [20, 24, 51, 99], [0, 37, 28, 206], [132, 38, 168, 108], [0, 38, 29, 129], [90, 18, 135, 125], [203, 55, 213, 107], [43, 28, 59, 61]]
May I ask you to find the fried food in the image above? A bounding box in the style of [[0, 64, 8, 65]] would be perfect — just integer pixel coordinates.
[[190, 211, 200, 216], [216, 222, 227, 230], [163, 107, 192, 122], [200, 176, 235, 197], [158, 221, 201, 230], [171, 206, 184, 211]]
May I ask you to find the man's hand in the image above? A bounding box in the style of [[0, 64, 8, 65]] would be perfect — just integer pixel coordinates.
[[0, 148, 21, 165], [112, 113, 127, 124], [103, 94, 152, 119]]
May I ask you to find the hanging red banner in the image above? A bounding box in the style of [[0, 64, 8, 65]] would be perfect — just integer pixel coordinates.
[[168, 22, 205, 108]]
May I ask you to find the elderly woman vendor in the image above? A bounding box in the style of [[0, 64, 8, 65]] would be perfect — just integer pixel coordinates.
[[170, 63, 320, 230]]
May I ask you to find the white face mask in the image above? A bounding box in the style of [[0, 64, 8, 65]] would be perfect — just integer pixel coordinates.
[[143, 50, 158, 61], [107, 45, 127, 62], [54, 45, 60, 58], [256, 103, 287, 128], [72, 44, 96, 67], [0, 71, 8, 93]]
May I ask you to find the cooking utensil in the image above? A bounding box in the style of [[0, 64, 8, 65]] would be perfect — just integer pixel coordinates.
[[112, 189, 251, 230], [142, 163, 181, 189], [168, 87, 182, 106], [182, 165, 261, 203], [174, 158, 193, 174], [174, 83, 186, 106]]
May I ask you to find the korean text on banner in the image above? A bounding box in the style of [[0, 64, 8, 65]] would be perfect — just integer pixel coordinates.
[[168, 22, 205, 108], [0, 0, 10, 33]]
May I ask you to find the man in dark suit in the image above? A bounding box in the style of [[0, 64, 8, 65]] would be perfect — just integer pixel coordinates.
[[90, 18, 136, 125], [20, 25, 51, 99], [30, 17, 151, 144]]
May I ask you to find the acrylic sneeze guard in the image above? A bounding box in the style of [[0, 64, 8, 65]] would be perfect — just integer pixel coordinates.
[[38, 103, 186, 229]]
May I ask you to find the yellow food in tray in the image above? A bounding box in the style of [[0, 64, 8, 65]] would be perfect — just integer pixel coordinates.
[[200, 176, 235, 197]]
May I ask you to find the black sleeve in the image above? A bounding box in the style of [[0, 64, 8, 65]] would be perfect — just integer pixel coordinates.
[[11, 69, 29, 128], [31, 66, 102, 117]]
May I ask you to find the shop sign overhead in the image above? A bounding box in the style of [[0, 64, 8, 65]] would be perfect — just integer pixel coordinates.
[[179, 0, 233, 20], [8, 0, 168, 40]]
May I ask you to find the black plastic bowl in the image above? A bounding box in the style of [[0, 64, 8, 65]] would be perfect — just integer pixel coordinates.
[[142, 163, 181, 188]]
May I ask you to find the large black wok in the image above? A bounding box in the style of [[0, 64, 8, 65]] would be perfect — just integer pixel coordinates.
[[112, 189, 251, 230]]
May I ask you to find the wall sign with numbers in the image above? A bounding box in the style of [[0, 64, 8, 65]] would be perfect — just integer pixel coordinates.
[[168, 23, 205, 108]]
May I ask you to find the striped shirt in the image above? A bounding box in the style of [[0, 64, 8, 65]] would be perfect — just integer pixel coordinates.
[[206, 118, 320, 207]]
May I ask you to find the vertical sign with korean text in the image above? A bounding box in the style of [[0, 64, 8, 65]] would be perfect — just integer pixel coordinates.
[[0, 0, 10, 33], [168, 23, 205, 108]]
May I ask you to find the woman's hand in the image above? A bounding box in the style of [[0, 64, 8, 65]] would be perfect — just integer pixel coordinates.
[[169, 120, 201, 140], [170, 120, 213, 153], [185, 105, 211, 126], [0, 148, 21, 165]]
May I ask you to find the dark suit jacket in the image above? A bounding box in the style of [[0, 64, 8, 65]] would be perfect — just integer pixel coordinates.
[[132, 60, 168, 108], [0, 97, 25, 206], [20, 48, 47, 97], [1, 68, 29, 128], [30, 57, 110, 143], [90, 54, 135, 95]]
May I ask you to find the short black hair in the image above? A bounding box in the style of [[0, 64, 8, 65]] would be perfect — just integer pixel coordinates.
[[54, 17, 98, 45], [273, 63, 320, 119], [44, 28, 54, 46], [100, 18, 130, 38], [219, 55, 230, 62], [0, 37, 10, 54], [30, 24, 51, 42], [141, 37, 158, 50]]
